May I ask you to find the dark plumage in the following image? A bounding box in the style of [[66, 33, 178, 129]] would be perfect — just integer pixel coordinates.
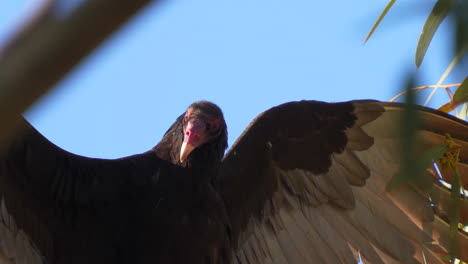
[[0, 100, 467, 264]]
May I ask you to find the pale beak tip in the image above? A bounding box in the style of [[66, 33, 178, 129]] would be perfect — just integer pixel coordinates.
[[180, 142, 195, 163]]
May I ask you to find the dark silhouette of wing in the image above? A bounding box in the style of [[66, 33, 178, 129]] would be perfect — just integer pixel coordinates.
[[0, 117, 194, 264], [220, 100, 468, 264]]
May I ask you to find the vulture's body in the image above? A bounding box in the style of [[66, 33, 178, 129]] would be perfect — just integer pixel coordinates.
[[0, 100, 467, 264]]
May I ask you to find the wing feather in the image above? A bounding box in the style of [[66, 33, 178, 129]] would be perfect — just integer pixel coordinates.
[[0, 117, 188, 264], [221, 100, 468, 264], [335, 150, 370, 186], [430, 184, 468, 224]]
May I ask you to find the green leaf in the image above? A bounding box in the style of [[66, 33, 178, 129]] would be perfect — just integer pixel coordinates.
[[363, 0, 396, 44], [400, 75, 419, 161], [415, 145, 447, 173], [386, 75, 446, 191], [387, 144, 447, 190], [453, 1, 468, 58], [453, 77, 468, 103], [415, 0, 457, 68], [449, 170, 461, 260]]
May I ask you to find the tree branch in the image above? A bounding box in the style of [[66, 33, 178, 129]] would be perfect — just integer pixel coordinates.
[[0, 0, 160, 146]]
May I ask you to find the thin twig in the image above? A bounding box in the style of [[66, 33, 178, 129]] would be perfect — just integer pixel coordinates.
[[389, 83, 461, 102], [444, 87, 454, 100], [424, 46, 468, 106]]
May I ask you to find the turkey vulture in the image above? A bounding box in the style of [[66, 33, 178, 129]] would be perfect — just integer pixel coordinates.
[[0, 100, 467, 264]]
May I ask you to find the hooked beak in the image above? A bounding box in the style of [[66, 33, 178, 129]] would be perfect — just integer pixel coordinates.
[[180, 142, 195, 163], [180, 119, 206, 162]]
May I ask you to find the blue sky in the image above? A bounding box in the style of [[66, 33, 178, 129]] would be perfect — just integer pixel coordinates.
[[0, 0, 460, 158]]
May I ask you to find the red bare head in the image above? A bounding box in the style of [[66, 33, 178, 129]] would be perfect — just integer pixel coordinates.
[[179, 101, 227, 163]]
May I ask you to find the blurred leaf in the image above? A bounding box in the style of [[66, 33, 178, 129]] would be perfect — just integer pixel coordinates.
[[400, 74, 419, 162], [453, 77, 468, 103], [425, 46, 466, 106], [456, 103, 468, 120], [449, 170, 461, 260], [364, 0, 396, 44], [438, 102, 457, 113], [415, 0, 457, 68], [440, 78, 468, 113], [453, 1, 468, 59], [387, 74, 419, 190], [387, 144, 447, 190]]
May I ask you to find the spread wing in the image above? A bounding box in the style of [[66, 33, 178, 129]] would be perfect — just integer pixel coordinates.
[[0, 117, 187, 264], [220, 100, 468, 264]]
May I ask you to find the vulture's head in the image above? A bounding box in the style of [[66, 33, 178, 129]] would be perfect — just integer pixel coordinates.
[[154, 101, 228, 169]]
